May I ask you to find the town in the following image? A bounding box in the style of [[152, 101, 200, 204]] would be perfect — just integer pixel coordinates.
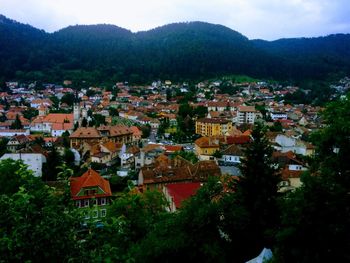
[[0, 76, 349, 262]]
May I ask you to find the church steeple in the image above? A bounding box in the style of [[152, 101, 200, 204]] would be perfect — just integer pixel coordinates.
[[73, 90, 81, 125]]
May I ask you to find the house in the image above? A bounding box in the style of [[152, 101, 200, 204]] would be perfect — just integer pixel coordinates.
[[134, 144, 166, 168], [70, 125, 133, 150], [163, 182, 202, 212], [70, 169, 112, 219], [273, 151, 307, 192], [274, 134, 315, 156], [237, 106, 257, 124], [130, 126, 142, 143], [90, 141, 122, 166], [270, 112, 288, 121], [195, 118, 233, 136], [138, 155, 221, 190], [194, 137, 220, 160], [30, 113, 74, 135], [220, 144, 243, 165], [0, 153, 46, 177], [6, 135, 30, 152]]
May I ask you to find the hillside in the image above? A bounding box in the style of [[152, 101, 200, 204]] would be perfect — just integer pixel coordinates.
[[0, 14, 349, 84]]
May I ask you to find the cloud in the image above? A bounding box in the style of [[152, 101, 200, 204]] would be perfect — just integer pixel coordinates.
[[0, 0, 349, 39]]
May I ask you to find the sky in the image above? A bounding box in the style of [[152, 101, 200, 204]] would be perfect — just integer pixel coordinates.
[[1, 0, 350, 40]]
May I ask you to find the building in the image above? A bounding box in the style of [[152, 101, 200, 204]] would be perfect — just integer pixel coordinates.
[[138, 155, 221, 190], [70, 125, 133, 150], [195, 118, 233, 136], [30, 113, 74, 136], [237, 106, 257, 124], [163, 182, 202, 212], [194, 137, 220, 160], [220, 144, 243, 165], [0, 153, 46, 177], [70, 169, 112, 219], [6, 135, 30, 152], [270, 112, 288, 121]]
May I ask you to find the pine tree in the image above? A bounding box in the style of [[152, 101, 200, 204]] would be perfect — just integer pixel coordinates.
[[238, 122, 280, 250], [10, 114, 23, 129]]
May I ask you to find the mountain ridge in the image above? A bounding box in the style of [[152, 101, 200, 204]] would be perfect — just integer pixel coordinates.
[[0, 14, 349, 84]]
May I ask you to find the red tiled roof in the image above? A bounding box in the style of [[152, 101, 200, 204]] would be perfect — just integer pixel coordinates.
[[164, 145, 183, 153], [165, 182, 201, 208], [226, 135, 251, 145], [70, 168, 112, 200]]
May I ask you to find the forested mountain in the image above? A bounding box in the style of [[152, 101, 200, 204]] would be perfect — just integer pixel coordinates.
[[1, 14, 350, 84]]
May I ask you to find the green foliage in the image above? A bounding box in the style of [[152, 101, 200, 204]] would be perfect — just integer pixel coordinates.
[[213, 150, 223, 158], [0, 163, 79, 262], [92, 114, 106, 127], [0, 159, 26, 195], [2, 15, 350, 84], [109, 107, 119, 117], [269, 121, 283, 132], [22, 108, 38, 120], [0, 137, 9, 157], [238, 123, 280, 250], [43, 146, 63, 181], [274, 175, 350, 263], [140, 124, 151, 138], [274, 95, 350, 262], [60, 93, 75, 106], [10, 114, 23, 129]]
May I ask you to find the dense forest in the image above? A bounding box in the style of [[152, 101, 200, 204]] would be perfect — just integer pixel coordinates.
[[1, 14, 350, 85]]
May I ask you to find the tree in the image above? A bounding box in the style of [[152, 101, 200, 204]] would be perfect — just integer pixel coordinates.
[[0, 159, 26, 195], [81, 188, 168, 261], [213, 150, 223, 159], [274, 95, 350, 262], [93, 114, 106, 127], [81, 117, 88, 127], [61, 93, 75, 106], [0, 164, 80, 262], [237, 123, 280, 252], [132, 177, 227, 262], [269, 121, 283, 132], [140, 124, 151, 138], [109, 107, 119, 117], [43, 146, 63, 181], [10, 114, 23, 129]]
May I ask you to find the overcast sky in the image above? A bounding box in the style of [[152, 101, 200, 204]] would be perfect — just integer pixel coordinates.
[[1, 0, 350, 40]]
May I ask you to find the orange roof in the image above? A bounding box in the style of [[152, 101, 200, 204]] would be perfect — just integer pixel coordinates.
[[102, 141, 121, 153], [70, 169, 112, 200], [32, 113, 73, 124], [70, 127, 101, 138], [242, 129, 252, 136], [130, 126, 142, 136], [52, 122, 74, 130], [194, 137, 219, 148], [238, 106, 256, 112]]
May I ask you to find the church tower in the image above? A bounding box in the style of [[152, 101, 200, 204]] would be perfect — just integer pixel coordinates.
[[73, 90, 81, 125]]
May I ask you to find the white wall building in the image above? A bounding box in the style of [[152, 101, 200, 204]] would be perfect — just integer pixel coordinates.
[[0, 153, 47, 177]]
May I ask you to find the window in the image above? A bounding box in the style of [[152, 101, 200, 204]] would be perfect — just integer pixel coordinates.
[[84, 199, 89, 207], [92, 210, 99, 218], [101, 209, 107, 217], [76, 200, 81, 208], [92, 199, 98, 206], [85, 189, 97, 196], [101, 198, 106, 206], [84, 211, 90, 219]]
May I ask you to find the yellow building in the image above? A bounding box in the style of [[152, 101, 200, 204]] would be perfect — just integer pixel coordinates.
[[194, 137, 220, 160], [195, 118, 233, 136]]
